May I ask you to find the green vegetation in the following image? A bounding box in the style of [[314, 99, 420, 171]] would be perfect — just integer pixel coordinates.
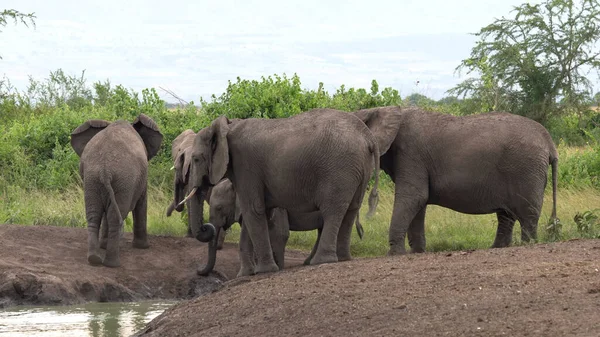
[[449, 0, 600, 131], [2, 0, 600, 257], [1, 69, 600, 257]]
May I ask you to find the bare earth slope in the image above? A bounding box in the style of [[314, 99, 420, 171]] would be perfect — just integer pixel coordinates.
[[0, 224, 307, 308], [137, 239, 600, 337]]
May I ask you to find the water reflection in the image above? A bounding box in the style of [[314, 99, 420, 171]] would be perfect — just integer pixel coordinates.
[[0, 300, 176, 337]]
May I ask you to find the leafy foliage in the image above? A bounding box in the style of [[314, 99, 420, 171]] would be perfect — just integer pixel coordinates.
[[573, 209, 600, 238], [450, 0, 600, 125]]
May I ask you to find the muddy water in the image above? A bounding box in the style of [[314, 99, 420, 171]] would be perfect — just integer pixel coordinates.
[[0, 301, 176, 337]]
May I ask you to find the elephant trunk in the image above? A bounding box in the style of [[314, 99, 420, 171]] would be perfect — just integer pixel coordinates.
[[197, 225, 219, 276], [196, 222, 216, 242]]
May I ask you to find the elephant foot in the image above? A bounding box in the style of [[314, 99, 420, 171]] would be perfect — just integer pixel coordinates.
[[387, 245, 407, 256], [337, 250, 352, 262], [309, 253, 338, 265], [102, 257, 121, 268], [237, 266, 256, 278], [132, 238, 149, 249], [254, 262, 279, 275], [88, 254, 103, 266], [337, 255, 352, 262], [410, 247, 426, 254]]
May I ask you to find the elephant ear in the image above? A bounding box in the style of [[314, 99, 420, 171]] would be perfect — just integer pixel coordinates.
[[70, 119, 112, 157], [208, 116, 230, 185], [132, 113, 164, 160], [354, 107, 402, 155]]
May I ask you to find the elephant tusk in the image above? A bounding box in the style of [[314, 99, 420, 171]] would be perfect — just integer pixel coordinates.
[[177, 187, 197, 207], [170, 165, 175, 170]]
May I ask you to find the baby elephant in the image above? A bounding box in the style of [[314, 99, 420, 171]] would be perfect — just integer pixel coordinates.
[[70, 114, 163, 267], [198, 179, 364, 277]]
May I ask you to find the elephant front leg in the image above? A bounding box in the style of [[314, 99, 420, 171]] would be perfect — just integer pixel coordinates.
[[407, 207, 427, 253], [388, 187, 427, 255], [238, 203, 279, 275], [132, 193, 150, 249], [237, 224, 256, 277]]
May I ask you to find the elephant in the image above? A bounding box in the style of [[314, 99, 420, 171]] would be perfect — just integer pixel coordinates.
[[197, 178, 365, 276], [70, 114, 163, 267], [353, 106, 558, 255], [180, 108, 380, 276], [165, 129, 226, 248]]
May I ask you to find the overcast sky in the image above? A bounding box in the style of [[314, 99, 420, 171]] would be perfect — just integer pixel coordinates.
[[2, 0, 565, 103]]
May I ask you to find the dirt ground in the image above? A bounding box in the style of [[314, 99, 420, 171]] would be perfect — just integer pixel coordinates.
[[0, 224, 307, 308], [137, 238, 600, 337]]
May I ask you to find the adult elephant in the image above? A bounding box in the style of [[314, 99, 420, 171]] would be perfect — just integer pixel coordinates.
[[354, 106, 558, 255], [195, 178, 365, 276], [165, 129, 226, 248], [70, 114, 163, 267], [181, 108, 379, 276]]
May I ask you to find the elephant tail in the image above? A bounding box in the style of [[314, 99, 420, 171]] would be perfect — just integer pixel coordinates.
[[101, 173, 124, 232], [550, 154, 558, 221], [366, 140, 380, 219], [354, 212, 365, 240]]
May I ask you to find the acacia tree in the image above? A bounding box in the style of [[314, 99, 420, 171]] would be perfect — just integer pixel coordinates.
[[449, 0, 600, 125], [0, 9, 36, 59]]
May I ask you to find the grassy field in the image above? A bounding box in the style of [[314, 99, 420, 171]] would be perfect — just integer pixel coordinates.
[[2, 147, 599, 258]]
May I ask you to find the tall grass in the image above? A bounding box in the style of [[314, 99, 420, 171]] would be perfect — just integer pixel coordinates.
[[2, 169, 600, 257]]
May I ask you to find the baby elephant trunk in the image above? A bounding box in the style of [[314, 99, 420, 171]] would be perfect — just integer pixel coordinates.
[[196, 224, 218, 276]]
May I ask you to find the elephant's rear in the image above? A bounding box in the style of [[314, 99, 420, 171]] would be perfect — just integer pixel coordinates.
[[81, 124, 148, 223]]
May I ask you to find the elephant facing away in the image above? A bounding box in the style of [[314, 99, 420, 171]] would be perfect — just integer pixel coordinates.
[[70, 114, 163, 267], [195, 178, 365, 276], [183, 108, 379, 276], [354, 106, 558, 254]]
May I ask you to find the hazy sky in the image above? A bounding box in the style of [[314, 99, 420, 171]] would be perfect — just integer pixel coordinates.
[[2, 0, 558, 103]]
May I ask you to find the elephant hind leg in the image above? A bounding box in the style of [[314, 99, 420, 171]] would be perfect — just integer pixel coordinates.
[[87, 220, 103, 266], [84, 194, 103, 266], [304, 228, 322, 265], [336, 181, 369, 262], [407, 206, 427, 253], [310, 192, 354, 265], [492, 210, 516, 248], [132, 190, 150, 249], [99, 214, 108, 249], [519, 215, 540, 243]]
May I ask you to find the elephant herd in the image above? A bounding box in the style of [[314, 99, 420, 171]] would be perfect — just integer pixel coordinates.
[[70, 106, 559, 277]]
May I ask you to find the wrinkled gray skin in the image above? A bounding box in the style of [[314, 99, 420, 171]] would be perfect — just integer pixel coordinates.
[[187, 108, 380, 276], [70, 114, 163, 267], [203, 179, 365, 277], [165, 129, 226, 249], [354, 106, 559, 255]]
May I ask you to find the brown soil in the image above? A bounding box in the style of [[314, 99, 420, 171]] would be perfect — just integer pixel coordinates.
[[0, 224, 307, 308], [137, 239, 600, 337]]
